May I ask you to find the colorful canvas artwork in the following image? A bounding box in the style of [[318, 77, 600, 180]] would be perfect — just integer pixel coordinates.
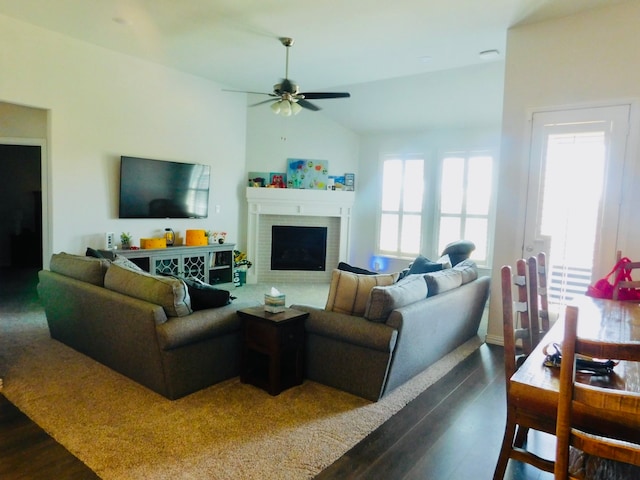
[[269, 172, 287, 188], [287, 159, 329, 189], [328, 175, 346, 190], [247, 172, 270, 187]]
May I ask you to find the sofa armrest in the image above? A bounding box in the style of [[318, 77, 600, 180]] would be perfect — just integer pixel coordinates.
[[291, 305, 398, 352], [291, 304, 399, 401], [156, 300, 258, 350]]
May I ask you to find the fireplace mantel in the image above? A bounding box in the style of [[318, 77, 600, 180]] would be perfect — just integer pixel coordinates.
[[245, 187, 355, 284]]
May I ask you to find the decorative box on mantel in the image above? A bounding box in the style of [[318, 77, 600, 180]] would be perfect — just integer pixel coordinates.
[[246, 187, 355, 285]]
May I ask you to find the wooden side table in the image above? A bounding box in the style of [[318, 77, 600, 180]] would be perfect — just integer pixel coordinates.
[[237, 306, 309, 395]]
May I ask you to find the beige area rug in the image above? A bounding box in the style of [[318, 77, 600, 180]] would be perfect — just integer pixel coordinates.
[[0, 283, 482, 479]]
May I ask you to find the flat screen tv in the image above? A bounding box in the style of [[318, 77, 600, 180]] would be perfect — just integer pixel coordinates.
[[119, 156, 210, 219]]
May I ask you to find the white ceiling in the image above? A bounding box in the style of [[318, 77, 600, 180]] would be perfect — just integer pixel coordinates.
[[0, 0, 625, 133]]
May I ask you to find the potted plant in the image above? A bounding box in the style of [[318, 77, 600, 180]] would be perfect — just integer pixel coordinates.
[[233, 250, 252, 286], [120, 232, 132, 249]]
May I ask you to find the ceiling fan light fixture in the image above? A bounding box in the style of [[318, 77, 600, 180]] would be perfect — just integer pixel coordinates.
[[270, 99, 302, 117], [290, 101, 302, 115], [279, 100, 292, 116], [270, 101, 282, 114]]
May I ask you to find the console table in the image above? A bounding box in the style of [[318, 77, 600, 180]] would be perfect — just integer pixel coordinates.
[[108, 243, 235, 285]]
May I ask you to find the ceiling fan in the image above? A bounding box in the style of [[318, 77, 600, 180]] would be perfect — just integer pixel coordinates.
[[227, 37, 350, 116]]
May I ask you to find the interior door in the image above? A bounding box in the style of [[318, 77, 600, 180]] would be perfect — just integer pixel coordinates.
[[523, 105, 630, 304]]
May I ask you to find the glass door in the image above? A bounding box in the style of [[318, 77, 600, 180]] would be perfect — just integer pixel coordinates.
[[523, 105, 630, 304]]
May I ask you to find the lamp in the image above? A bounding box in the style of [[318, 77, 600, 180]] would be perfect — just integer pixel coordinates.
[[271, 99, 302, 116]]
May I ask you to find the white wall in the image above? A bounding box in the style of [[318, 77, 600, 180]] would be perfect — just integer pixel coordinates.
[[243, 94, 359, 257], [0, 14, 248, 266], [488, 1, 640, 343]]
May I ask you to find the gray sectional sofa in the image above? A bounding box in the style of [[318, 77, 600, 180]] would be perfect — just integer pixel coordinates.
[[292, 260, 490, 401], [37, 252, 258, 400], [37, 251, 489, 402]]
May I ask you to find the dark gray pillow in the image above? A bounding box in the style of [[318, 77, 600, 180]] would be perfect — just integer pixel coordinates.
[[440, 240, 476, 266], [182, 277, 232, 310], [408, 255, 444, 275], [337, 262, 377, 275]]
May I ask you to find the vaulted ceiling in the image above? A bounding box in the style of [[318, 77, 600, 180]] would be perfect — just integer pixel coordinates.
[[0, 0, 625, 133]]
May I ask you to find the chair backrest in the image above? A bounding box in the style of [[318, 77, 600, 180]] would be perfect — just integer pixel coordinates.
[[554, 305, 640, 479], [535, 252, 550, 333], [501, 260, 541, 384]]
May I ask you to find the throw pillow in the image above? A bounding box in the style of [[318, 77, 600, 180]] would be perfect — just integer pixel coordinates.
[[408, 255, 444, 275], [440, 240, 476, 266], [325, 269, 399, 316], [337, 261, 377, 275], [111, 254, 144, 271], [364, 274, 428, 322], [104, 263, 192, 317], [50, 252, 110, 286], [435, 254, 452, 269], [182, 277, 231, 310], [424, 268, 463, 297], [85, 247, 106, 259]]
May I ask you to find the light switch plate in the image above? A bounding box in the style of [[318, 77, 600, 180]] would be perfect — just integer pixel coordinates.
[[105, 232, 115, 250]]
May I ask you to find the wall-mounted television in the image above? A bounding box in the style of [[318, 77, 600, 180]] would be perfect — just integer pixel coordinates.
[[119, 156, 210, 219]]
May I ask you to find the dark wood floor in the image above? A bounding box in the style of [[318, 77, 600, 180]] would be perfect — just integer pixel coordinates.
[[0, 267, 555, 479]]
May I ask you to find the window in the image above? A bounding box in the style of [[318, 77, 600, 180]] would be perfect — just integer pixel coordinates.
[[437, 153, 493, 264], [378, 156, 424, 257]]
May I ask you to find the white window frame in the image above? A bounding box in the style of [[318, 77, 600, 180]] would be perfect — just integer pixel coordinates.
[[434, 150, 496, 267], [376, 154, 425, 260]]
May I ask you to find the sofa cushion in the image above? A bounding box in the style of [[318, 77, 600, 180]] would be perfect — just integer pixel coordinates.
[[407, 254, 445, 275], [50, 252, 110, 286], [454, 259, 478, 284], [364, 274, 428, 322], [104, 263, 192, 317], [325, 269, 399, 316], [424, 268, 463, 297]]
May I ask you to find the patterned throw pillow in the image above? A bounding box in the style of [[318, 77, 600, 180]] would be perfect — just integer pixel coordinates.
[[325, 269, 399, 316]]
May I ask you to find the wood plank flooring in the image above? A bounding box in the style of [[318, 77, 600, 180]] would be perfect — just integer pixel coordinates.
[[0, 267, 555, 479]]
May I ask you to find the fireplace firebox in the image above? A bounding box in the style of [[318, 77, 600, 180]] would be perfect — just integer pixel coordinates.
[[271, 226, 327, 271]]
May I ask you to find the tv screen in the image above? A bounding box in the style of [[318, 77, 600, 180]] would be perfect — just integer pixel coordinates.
[[119, 156, 210, 219]]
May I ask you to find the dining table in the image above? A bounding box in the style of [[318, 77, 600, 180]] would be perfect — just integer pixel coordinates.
[[509, 295, 640, 443]]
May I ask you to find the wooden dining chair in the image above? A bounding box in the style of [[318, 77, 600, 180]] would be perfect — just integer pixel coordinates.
[[494, 262, 553, 479], [554, 305, 640, 479], [513, 258, 539, 360], [535, 252, 550, 334]]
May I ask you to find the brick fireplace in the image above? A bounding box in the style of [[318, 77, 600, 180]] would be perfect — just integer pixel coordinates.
[[245, 187, 355, 284]]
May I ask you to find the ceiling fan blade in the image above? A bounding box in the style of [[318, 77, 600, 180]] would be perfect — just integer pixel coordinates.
[[223, 89, 276, 96], [249, 98, 277, 107], [300, 92, 351, 99], [297, 99, 321, 111]]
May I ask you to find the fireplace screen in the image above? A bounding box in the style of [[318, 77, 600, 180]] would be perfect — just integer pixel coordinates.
[[271, 226, 328, 271]]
